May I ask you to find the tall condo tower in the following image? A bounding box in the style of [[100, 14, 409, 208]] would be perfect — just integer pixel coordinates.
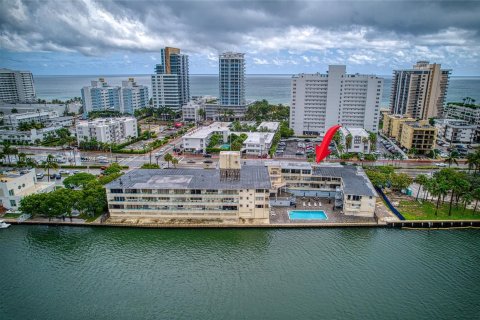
[[218, 52, 246, 119], [390, 61, 450, 119], [0, 68, 36, 103], [81, 78, 121, 117], [290, 65, 383, 136], [151, 47, 190, 115]]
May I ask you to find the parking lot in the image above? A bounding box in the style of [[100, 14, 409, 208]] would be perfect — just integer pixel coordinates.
[[275, 138, 326, 159]]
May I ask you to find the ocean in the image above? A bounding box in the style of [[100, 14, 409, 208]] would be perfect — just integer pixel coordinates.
[[33, 74, 480, 106]]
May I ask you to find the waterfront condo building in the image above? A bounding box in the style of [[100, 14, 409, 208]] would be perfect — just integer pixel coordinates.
[[120, 78, 149, 115], [75, 117, 138, 145], [290, 65, 383, 136], [151, 47, 190, 114], [81, 78, 121, 117], [218, 52, 247, 119], [390, 61, 450, 119], [0, 68, 36, 103], [106, 151, 271, 224]]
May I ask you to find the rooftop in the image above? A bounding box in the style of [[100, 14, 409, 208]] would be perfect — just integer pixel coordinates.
[[257, 122, 279, 132], [106, 166, 271, 190], [313, 165, 378, 197], [183, 122, 230, 139], [241, 132, 275, 145], [340, 127, 369, 137]]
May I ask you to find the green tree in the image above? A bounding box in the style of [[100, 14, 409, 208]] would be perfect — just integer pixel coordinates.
[[414, 174, 429, 201], [345, 134, 353, 153], [76, 180, 107, 218], [63, 173, 96, 189], [198, 108, 206, 121], [140, 163, 160, 169], [368, 132, 377, 151], [43, 154, 58, 181], [164, 153, 173, 168], [444, 150, 459, 167], [390, 173, 413, 192], [171, 157, 179, 168], [103, 163, 122, 175], [2, 141, 18, 164]]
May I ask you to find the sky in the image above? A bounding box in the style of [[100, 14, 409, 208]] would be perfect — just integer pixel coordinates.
[[1, 0, 479, 76]]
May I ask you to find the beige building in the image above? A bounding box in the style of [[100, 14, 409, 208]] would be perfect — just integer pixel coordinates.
[[105, 151, 271, 224], [399, 121, 437, 154], [390, 61, 450, 119], [382, 113, 416, 139]]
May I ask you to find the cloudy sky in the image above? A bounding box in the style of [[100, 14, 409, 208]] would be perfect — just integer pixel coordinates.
[[1, 0, 479, 76]]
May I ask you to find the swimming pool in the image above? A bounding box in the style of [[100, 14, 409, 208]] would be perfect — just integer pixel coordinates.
[[220, 144, 230, 150], [288, 210, 328, 220]]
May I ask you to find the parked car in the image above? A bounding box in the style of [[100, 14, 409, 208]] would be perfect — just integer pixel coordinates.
[[203, 160, 213, 164], [203, 154, 212, 158], [295, 152, 305, 156], [187, 160, 195, 164], [59, 170, 70, 175], [50, 173, 56, 180], [55, 174, 62, 180], [435, 163, 447, 167], [36, 173, 45, 179], [72, 170, 81, 174]]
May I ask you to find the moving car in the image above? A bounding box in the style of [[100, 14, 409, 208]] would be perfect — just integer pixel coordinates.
[[435, 163, 447, 167], [203, 154, 212, 158]]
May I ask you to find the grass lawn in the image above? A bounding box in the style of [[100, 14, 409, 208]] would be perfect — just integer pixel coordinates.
[[398, 200, 480, 220], [78, 212, 103, 223], [2, 213, 22, 219]]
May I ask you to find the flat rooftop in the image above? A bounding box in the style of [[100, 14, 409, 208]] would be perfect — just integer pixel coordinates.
[[106, 166, 271, 190], [183, 122, 230, 139], [257, 122, 279, 132], [241, 132, 275, 145]]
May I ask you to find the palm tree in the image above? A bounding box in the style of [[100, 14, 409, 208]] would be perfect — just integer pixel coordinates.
[[171, 158, 179, 168], [444, 150, 459, 167], [472, 188, 480, 214], [337, 143, 345, 155], [2, 141, 18, 164], [198, 108, 206, 122], [345, 134, 353, 153], [164, 153, 173, 168], [414, 174, 429, 201], [466, 153, 477, 173], [362, 137, 369, 153], [43, 154, 58, 181]]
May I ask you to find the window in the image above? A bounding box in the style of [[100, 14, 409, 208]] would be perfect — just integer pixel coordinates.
[[10, 200, 16, 207], [8, 189, 14, 196]]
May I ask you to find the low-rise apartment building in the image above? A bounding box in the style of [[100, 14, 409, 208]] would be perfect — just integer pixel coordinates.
[[436, 119, 477, 144], [76, 117, 138, 144], [399, 121, 437, 154], [257, 121, 279, 133], [266, 162, 377, 217], [0, 169, 55, 211], [339, 127, 371, 154], [241, 132, 275, 156], [182, 122, 230, 153], [382, 113, 416, 139], [182, 100, 205, 122], [106, 152, 271, 223], [0, 126, 63, 144]]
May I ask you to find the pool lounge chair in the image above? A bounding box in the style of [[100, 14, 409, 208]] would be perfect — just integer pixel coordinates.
[[314, 202, 317, 207], [318, 202, 322, 207]]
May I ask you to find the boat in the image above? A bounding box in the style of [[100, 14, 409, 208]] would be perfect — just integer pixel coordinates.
[[0, 220, 11, 229]]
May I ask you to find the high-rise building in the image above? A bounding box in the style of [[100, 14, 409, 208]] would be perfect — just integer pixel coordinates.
[[151, 47, 190, 114], [219, 52, 245, 106], [390, 61, 451, 119], [81, 78, 121, 117], [217, 52, 247, 119], [0, 68, 36, 103], [290, 65, 383, 136], [120, 78, 149, 115]]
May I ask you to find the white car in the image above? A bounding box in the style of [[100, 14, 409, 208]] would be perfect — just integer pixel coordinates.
[[435, 163, 447, 167]]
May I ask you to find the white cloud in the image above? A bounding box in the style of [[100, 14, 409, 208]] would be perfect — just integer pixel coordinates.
[[253, 58, 269, 65]]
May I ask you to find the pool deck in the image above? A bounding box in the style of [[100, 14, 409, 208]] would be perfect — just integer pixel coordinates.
[[270, 197, 377, 225]]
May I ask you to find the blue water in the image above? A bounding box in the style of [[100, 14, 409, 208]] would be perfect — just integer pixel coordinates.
[[220, 144, 230, 149], [289, 210, 328, 220], [33, 75, 480, 107]]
